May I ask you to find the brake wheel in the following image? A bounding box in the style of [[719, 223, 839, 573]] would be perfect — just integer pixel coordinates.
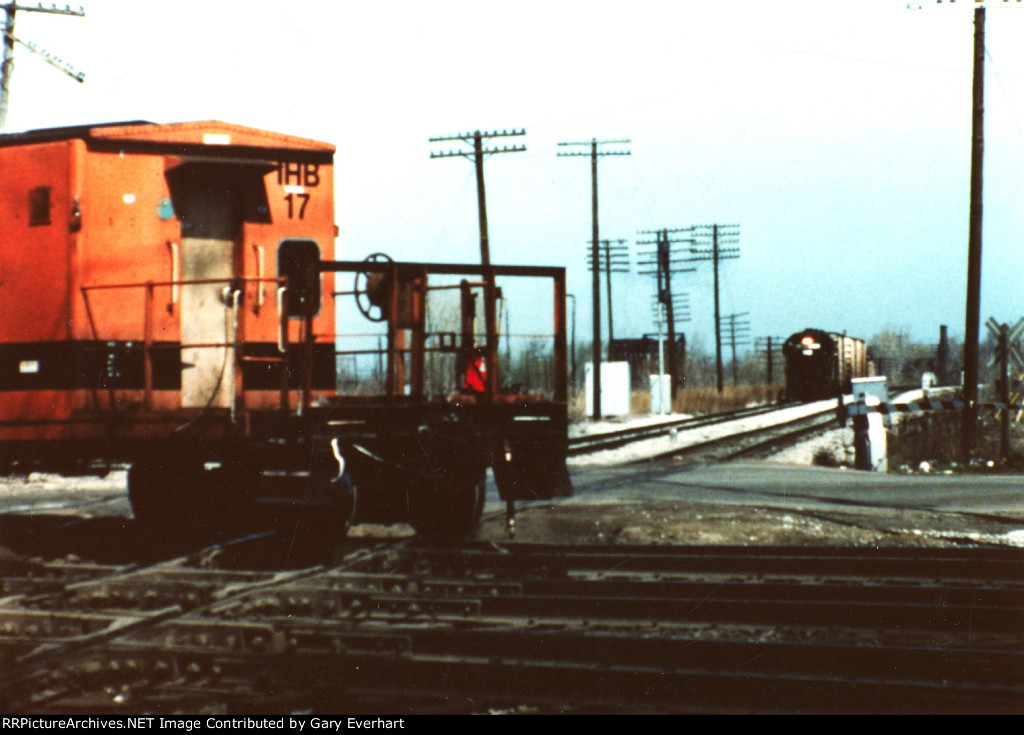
[[354, 252, 393, 322]]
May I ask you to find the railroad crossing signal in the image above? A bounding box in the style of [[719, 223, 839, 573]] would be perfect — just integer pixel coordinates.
[[985, 317, 1024, 432], [985, 317, 1024, 373], [985, 316, 1024, 342]]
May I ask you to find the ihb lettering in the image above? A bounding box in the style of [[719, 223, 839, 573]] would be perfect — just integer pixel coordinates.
[[277, 162, 321, 187]]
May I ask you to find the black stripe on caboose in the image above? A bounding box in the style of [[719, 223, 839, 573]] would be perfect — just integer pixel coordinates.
[[0, 342, 336, 391]]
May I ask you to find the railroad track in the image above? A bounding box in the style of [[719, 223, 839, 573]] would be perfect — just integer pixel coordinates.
[[716, 411, 843, 461], [570, 405, 842, 467], [2, 539, 1022, 714], [568, 404, 789, 455]]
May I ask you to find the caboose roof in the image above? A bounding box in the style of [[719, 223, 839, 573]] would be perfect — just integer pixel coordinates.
[[0, 120, 335, 154]]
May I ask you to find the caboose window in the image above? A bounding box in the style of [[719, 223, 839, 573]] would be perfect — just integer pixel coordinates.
[[29, 187, 51, 226], [278, 239, 321, 318]]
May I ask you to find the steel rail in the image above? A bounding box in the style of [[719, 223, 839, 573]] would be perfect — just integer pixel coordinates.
[[52, 627, 1024, 715], [5, 542, 1021, 714], [720, 415, 846, 460], [409, 540, 1024, 580], [611, 407, 840, 465], [567, 403, 788, 455]]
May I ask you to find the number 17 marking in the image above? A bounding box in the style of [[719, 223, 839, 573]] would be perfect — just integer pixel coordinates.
[[284, 193, 310, 219]]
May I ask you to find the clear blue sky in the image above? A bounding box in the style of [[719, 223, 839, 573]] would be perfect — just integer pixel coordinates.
[[8, 0, 1024, 355]]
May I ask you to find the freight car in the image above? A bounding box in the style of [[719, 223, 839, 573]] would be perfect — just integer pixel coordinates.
[[782, 328, 868, 402], [0, 120, 571, 542]]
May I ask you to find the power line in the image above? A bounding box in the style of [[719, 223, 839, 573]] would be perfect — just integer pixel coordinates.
[[688, 223, 741, 393], [637, 226, 696, 401], [718, 311, 751, 386], [754, 336, 785, 388], [558, 137, 631, 420], [430, 128, 525, 399], [0, 3, 85, 130], [585, 238, 629, 344]]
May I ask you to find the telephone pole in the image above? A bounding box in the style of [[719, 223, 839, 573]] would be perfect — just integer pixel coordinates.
[[755, 335, 784, 400], [962, 6, 985, 459], [638, 227, 696, 402], [718, 312, 750, 386], [918, 0, 1023, 460], [585, 238, 629, 346], [430, 128, 525, 398], [558, 138, 631, 420], [689, 224, 740, 393], [1, 3, 85, 130]]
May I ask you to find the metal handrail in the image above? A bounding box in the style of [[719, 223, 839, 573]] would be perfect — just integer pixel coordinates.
[[80, 275, 285, 290], [79, 275, 293, 414]]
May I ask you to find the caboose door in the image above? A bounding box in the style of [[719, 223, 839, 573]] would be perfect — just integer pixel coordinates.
[[178, 187, 236, 409]]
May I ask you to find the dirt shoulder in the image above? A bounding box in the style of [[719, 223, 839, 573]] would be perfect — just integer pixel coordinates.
[[473, 499, 1024, 548]]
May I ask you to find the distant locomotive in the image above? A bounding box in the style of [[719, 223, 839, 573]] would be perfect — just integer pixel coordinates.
[[782, 329, 868, 402], [0, 120, 571, 544]]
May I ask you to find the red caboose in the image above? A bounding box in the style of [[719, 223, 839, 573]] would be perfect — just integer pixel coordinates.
[[0, 120, 571, 542], [0, 121, 336, 459]]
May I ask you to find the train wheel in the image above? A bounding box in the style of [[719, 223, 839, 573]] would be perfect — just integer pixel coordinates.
[[280, 472, 356, 566], [408, 472, 485, 541], [291, 442, 358, 545], [127, 457, 203, 530], [311, 473, 358, 542], [201, 461, 261, 535]]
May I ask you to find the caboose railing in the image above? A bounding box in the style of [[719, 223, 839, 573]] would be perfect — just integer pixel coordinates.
[[78, 261, 569, 420], [79, 275, 292, 416], [318, 259, 568, 406]]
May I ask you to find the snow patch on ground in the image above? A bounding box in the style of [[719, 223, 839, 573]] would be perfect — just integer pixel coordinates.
[[568, 400, 844, 467], [765, 427, 855, 467], [568, 390, 944, 469], [568, 413, 695, 438], [765, 389, 949, 468], [896, 527, 1024, 548], [1004, 530, 1024, 547]]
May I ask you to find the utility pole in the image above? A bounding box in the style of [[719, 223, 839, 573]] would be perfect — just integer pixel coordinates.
[[652, 293, 690, 330], [718, 312, 750, 386], [755, 335, 783, 401], [0, 3, 85, 130], [558, 138, 630, 420], [689, 224, 740, 393], [649, 294, 690, 402], [917, 0, 1024, 458], [962, 5, 985, 460], [585, 238, 629, 348], [430, 128, 525, 399], [638, 227, 696, 403], [566, 293, 577, 392]]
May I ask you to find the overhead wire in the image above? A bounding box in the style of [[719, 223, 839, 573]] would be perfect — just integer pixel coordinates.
[[986, 46, 1024, 142], [426, 166, 476, 262]]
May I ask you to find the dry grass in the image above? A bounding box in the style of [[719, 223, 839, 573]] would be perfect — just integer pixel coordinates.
[[671, 384, 783, 415], [568, 392, 588, 423], [569, 383, 783, 422]]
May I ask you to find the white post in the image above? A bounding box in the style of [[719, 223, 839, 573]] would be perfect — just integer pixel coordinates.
[[658, 302, 667, 414], [853, 394, 888, 472]]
